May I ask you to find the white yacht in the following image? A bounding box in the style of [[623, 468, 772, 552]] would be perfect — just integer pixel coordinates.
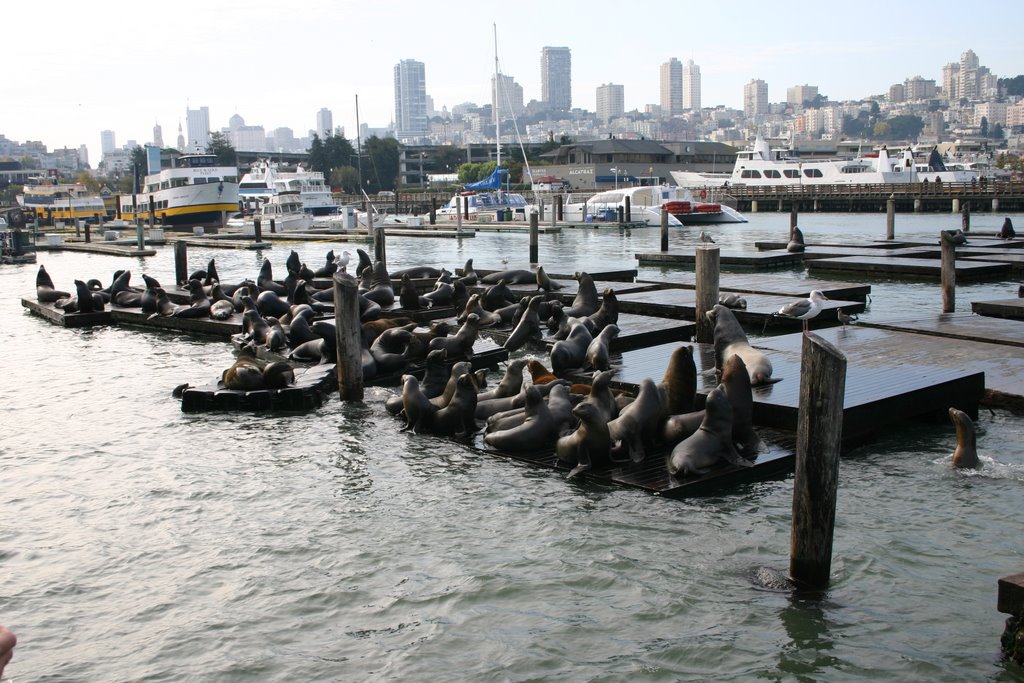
[[437, 173, 532, 223], [561, 185, 746, 226], [257, 191, 312, 232], [671, 135, 978, 189], [119, 153, 240, 227], [239, 160, 337, 215]]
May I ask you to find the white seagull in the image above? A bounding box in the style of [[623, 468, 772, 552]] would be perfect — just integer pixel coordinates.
[[699, 231, 715, 245], [776, 290, 829, 332]]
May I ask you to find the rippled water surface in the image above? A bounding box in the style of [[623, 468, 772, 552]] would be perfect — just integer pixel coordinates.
[[2, 212, 1023, 681]]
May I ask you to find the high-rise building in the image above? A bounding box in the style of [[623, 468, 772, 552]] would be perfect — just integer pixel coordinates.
[[185, 106, 210, 152], [492, 73, 524, 121], [743, 79, 768, 118], [683, 59, 701, 111], [786, 84, 818, 106], [152, 122, 163, 148], [596, 83, 625, 123], [394, 59, 429, 139], [176, 122, 185, 151], [100, 130, 116, 154], [942, 62, 960, 101], [316, 108, 333, 138], [889, 83, 906, 103], [904, 76, 936, 101], [959, 49, 980, 101], [541, 46, 572, 110], [660, 58, 682, 116]]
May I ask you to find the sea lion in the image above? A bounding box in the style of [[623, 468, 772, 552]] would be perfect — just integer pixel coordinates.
[[399, 273, 430, 310], [503, 296, 544, 352], [429, 373, 479, 437], [480, 268, 535, 285], [1000, 217, 1016, 240], [527, 359, 558, 385], [286, 313, 319, 349], [659, 344, 697, 415], [721, 354, 764, 458], [667, 385, 754, 478], [257, 258, 287, 295], [288, 333, 335, 364], [140, 283, 159, 314], [172, 280, 211, 319], [422, 280, 454, 308], [787, 226, 806, 253], [477, 358, 528, 402], [355, 249, 373, 278], [262, 361, 295, 389], [110, 270, 143, 307], [428, 313, 480, 360], [407, 320, 450, 361], [210, 296, 235, 321], [949, 407, 980, 469], [718, 293, 748, 310], [458, 258, 478, 286], [484, 385, 550, 450], [148, 287, 176, 318], [256, 290, 291, 319], [545, 300, 565, 334], [583, 288, 618, 333], [264, 317, 288, 351], [557, 401, 615, 478], [430, 360, 474, 409], [707, 304, 779, 386], [399, 374, 438, 433], [536, 265, 563, 292], [242, 308, 272, 345], [369, 327, 413, 373], [940, 229, 967, 246], [564, 272, 600, 318], [392, 265, 443, 279], [607, 378, 663, 463], [585, 323, 619, 371], [363, 261, 395, 307], [554, 313, 596, 341], [457, 293, 501, 328], [73, 279, 104, 313], [222, 346, 265, 390], [285, 250, 301, 275], [582, 369, 619, 423], [313, 250, 339, 278], [550, 320, 594, 375], [481, 279, 516, 311], [36, 265, 70, 303]]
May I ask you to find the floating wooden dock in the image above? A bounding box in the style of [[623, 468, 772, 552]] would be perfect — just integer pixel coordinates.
[[971, 298, 1024, 320], [23, 297, 245, 338], [636, 274, 872, 303], [860, 312, 1024, 349], [180, 363, 337, 412], [636, 249, 804, 269], [807, 255, 1012, 280], [35, 242, 157, 257], [469, 267, 639, 283], [479, 312, 694, 352]]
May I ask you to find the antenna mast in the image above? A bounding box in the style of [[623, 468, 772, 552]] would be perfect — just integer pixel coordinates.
[[494, 23, 500, 168]]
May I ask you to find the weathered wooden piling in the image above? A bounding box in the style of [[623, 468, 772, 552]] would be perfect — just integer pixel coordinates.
[[941, 234, 956, 313], [790, 204, 798, 230], [456, 197, 463, 232], [174, 241, 188, 285], [332, 272, 364, 401], [886, 194, 895, 240], [790, 333, 847, 592], [148, 194, 155, 232], [529, 212, 539, 264], [253, 217, 262, 243], [555, 194, 563, 221], [993, 197, 1000, 213], [374, 224, 387, 266], [550, 199, 557, 228], [136, 222, 145, 251], [961, 203, 971, 232], [660, 208, 669, 252], [617, 206, 625, 224], [694, 245, 719, 343], [463, 194, 470, 220], [84, 222, 91, 243], [624, 196, 631, 223], [270, 218, 276, 234], [429, 197, 437, 225], [538, 198, 544, 221]]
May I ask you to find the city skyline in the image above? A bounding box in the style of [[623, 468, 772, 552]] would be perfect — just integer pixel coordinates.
[[6, 0, 1022, 166]]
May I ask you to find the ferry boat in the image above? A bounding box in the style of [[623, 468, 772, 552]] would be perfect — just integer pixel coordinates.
[[17, 178, 107, 223], [671, 135, 978, 189], [239, 160, 337, 215], [119, 153, 240, 227]]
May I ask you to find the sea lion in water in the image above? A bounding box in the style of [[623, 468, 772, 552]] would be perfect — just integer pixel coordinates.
[[557, 401, 615, 478], [949, 407, 980, 469], [36, 265, 70, 303], [707, 304, 779, 386], [668, 385, 754, 478]]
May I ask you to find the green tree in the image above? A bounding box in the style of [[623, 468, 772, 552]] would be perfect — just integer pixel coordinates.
[[362, 136, 400, 193], [980, 116, 989, 137], [77, 171, 103, 194], [999, 75, 1024, 97], [331, 166, 360, 194], [992, 122, 1004, 140], [206, 132, 237, 167]]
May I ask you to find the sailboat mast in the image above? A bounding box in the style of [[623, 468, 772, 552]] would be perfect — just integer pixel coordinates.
[[494, 23, 500, 169], [355, 94, 364, 193]]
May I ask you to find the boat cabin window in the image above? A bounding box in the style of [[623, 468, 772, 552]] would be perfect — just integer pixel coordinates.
[[840, 165, 871, 174], [740, 170, 762, 179], [763, 170, 782, 179], [783, 169, 800, 178], [803, 169, 823, 178]]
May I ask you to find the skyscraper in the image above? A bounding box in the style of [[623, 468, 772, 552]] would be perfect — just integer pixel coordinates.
[[660, 58, 682, 116], [541, 46, 572, 110], [492, 73, 525, 121], [152, 122, 164, 148], [786, 84, 818, 106], [394, 59, 428, 139], [186, 106, 210, 152], [316, 108, 333, 138], [743, 79, 768, 118], [596, 83, 625, 123], [683, 59, 701, 111], [100, 130, 116, 154]]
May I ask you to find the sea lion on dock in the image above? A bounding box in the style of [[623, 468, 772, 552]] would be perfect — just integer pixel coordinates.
[[477, 358, 528, 402], [264, 317, 288, 351], [720, 354, 764, 458], [607, 378, 663, 463], [363, 261, 395, 307], [429, 373, 479, 438], [392, 265, 443, 279], [659, 344, 697, 415], [422, 280, 454, 308], [172, 279, 212, 319], [527, 359, 558, 385], [457, 293, 501, 328], [430, 360, 474, 409], [399, 374, 438, 433], [210, 295, 236, 321], [481, 279, 516, 311], [563, 272, 600, 318], [582, 369, 619, 423], [707, 304, 779, 386], [36, 265, 69, 303], [369, 327, 413, 373], [458, 258, 478, 286], [257, 258, 287, 295], [940, 229, 967, 246], [503, 296, 544, 352], [550, 320, 594, 375], [428, 313, 480, 360], [949, 407, 980, 469], [110, 270, 143, 307], [286, 313, 319, 348], [313, 250, 339, 278], [399, 273, 429, 310], [261, 360, 295, 389], [787, 226, 806, 253], [1000, 217, 1016, 240], [148, 287, 176, 318], [480, 268, 535, 285], [668, 385, 754, 478], [255, 290, 291, 319], [71, 279, 105, 313], [222, 346, 265, 390], [585, 323, 619, 371], [557, 401, 615, 478], [718, 293, 748, 310], [536, 265, 563, 292], [583, 288, 619, 333]]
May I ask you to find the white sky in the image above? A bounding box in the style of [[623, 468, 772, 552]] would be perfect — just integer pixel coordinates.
[[6, 0, 1022, 166]]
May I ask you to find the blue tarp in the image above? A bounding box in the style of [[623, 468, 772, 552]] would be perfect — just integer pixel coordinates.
[[464, 168, 509, 191]]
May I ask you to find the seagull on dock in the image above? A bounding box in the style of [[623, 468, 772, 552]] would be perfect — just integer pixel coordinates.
[[837, 308, 858, 326], [699, 231, 715, 245], [775, 290, 829, 333]]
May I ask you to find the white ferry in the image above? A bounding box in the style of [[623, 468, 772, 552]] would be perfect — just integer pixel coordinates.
[[672, 135, 978, 189], [119, 154, 240, 227], [239, 160, 337, 215], [17, 178, 107, 223], [562, 185, 746, 226]]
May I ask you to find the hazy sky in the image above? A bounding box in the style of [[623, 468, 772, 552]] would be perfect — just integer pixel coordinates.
[[7, 0, 1022, 166]]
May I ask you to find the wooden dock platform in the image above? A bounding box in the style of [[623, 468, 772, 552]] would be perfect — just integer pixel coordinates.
[[480, 312, 694, 352], [971, 298, 1024, 320], [859, 312, 1024, 349], [180, 363, 337, 412], [807, 255, 1012, 280], [614, 288, 866, 328], [635, 249, 804, 269], [35, 242, 157, 257], [635, 274, 872, 303], [469, 267, 639, 283]]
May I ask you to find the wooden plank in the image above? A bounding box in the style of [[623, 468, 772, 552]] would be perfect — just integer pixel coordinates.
[[807, 255, 1011, 280], [971, 298, 1024, 320], [636, 250, 804, 269], [35, 242, 156, 257], [470, 267, 639, 283], [109, 306, 244, 337], [21, 298, 112, 328], [963, 253, 1024, 274], [860, 312, 1024, 348], [636, 274, 872, 303], [480, 312, 694, 352], [180, 364, 337, 412]]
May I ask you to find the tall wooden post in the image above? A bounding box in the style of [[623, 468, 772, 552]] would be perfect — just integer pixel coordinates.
[[555, 194, 563, 222], [253, 217, 263, 243], [132, 194, 139, 226], [886, 194, 895, 240], [624, 196, 631, 223], [538, 198, 545, 221], [463, 194, 469, 220], [550, 199, 557, 228], [148, 194, 155, 230], [456, 196, 463, 232], [374, 224, 387, 267], [616, 206, 624, 224], [660, 207, 669, 252], [790, 204, 798, 231], [429, 197, 437, 225], [84, 221, 91, 243], [174, 240, 188, 286], [332, 272, 364, 401], [961, 202, 970, 233], [694, 246, 720, 343], [270, 218, 276, 234], [790, 333, 847, 592], [941, 235, 956, 313], [529, 212, 539, 264]]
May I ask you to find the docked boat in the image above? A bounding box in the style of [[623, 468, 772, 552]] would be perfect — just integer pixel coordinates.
[[239, 160, 338, 215], [671, 135, 978, 189], [17, 178, 107, 224], [257, 191, 312, 232], [561, 185, 746, 226], [119, 153, 240, 227]]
